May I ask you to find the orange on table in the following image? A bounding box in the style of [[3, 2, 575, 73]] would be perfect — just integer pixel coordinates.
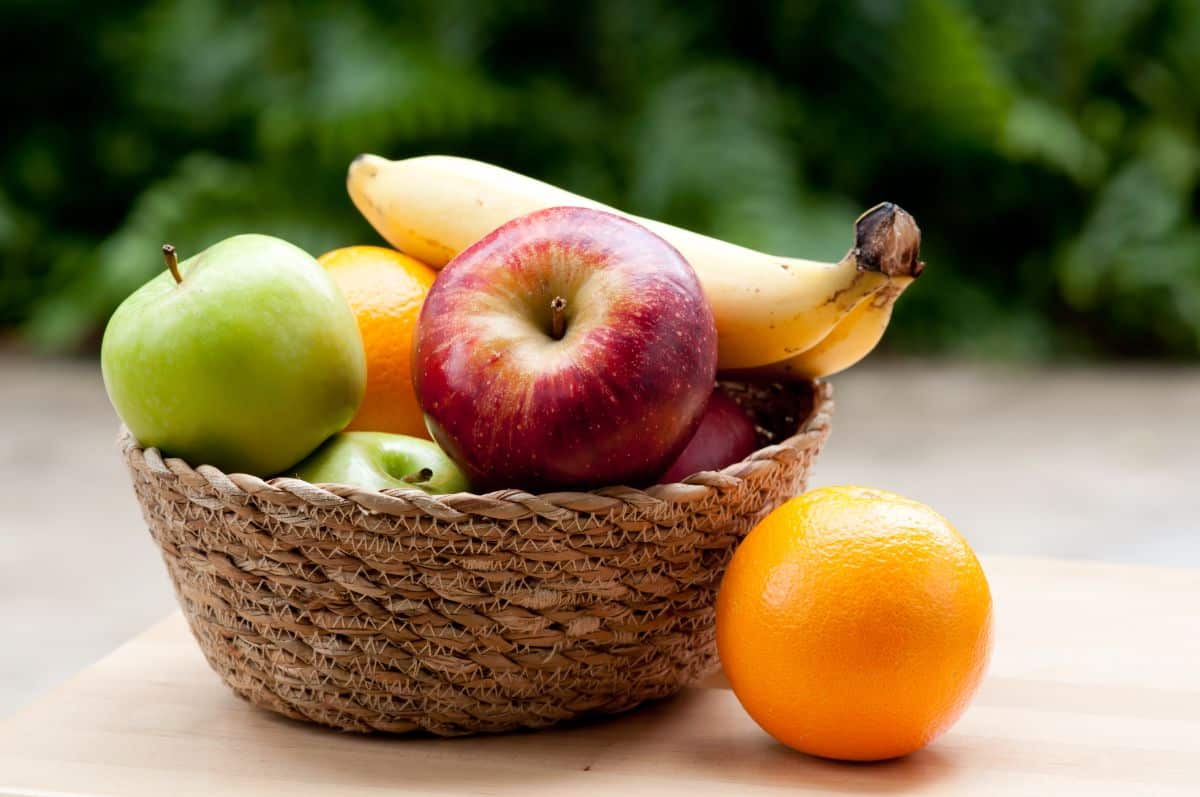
[[716, 485, 992, 762], [318, 246, 436, 438]]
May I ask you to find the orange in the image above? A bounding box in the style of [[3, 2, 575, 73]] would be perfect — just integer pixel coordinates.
[[318, 246, 437, 438], [716, 485, 992, 761]]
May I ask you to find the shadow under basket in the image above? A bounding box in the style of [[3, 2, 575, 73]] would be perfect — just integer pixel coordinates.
[[120, 380, 832, 736]]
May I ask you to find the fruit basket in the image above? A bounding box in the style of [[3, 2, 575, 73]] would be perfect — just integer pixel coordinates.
[[120, 380, 831, 736]]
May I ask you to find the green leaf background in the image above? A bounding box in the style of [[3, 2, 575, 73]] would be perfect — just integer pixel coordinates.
[[2, 0, 1198, 359]]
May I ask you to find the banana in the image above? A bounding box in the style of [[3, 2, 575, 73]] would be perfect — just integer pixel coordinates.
[[347, 154, 923, 369], [727, 276, 915, 380]]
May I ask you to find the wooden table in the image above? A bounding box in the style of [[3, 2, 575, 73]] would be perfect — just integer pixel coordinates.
[[2, 556, 1197, 796]]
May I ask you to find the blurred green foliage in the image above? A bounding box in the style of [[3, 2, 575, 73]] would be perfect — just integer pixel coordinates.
[[2, 0, 1198, 359]]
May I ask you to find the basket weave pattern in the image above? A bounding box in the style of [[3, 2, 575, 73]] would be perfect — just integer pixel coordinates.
[[121, 381, 831, 735]]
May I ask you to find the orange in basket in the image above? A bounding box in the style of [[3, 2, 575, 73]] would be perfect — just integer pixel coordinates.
[[319, 245, 436, 438]]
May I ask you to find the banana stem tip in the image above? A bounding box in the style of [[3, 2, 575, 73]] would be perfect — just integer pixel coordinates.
[[853, 203, 924, 278]]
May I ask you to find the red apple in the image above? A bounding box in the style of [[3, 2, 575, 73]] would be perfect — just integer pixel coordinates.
[[658, 389, 759, 483], [414, 206, 718, 491]]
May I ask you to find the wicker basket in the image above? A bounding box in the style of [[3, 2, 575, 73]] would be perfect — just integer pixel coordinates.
[[120, 380, 831, 735]]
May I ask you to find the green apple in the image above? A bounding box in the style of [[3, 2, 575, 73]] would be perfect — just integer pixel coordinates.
[[290, 432, 470, 494], [101, 234, 366, 475]]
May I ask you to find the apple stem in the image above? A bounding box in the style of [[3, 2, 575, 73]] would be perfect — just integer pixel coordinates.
[[550, 295, 567, 340], [162, 244, 182, 284], [402, 467, 434, 484]]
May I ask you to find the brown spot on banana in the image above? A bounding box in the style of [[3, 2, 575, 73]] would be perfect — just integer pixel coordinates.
[[726, 274, 917, 381], [869, 280, 906, 308], [819, 270, 868, 310]]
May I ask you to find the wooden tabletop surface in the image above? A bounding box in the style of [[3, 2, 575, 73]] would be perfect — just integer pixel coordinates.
[[1, 555, 1198, 796]]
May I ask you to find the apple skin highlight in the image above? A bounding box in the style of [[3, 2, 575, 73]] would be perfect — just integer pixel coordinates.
[[414, 206, 718, 491]]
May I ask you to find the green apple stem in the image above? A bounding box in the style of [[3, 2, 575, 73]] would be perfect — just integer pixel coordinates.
[[550, 295, 567, 340], [402, 467, 434, 484], [162, 244, 183, 284]]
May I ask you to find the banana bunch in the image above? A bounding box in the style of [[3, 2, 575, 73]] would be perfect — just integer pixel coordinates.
[[347, 154, 923, 378]]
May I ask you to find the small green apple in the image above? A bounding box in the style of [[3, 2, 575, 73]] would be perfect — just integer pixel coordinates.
[[101, 234, 366, 475], [290, 432, 469, 494]]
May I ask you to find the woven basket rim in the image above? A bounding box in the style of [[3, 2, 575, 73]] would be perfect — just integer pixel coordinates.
[[119, 380, 831, 521]]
